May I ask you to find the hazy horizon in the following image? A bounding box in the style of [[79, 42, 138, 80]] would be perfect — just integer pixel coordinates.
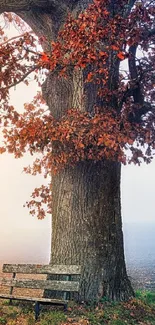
[[0, 223, 155, 267], [0, 226, 51, 264]]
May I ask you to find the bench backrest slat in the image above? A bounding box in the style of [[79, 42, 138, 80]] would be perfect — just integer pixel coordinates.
[[0, 278, 79, 292], [2, 264, 81, 275]]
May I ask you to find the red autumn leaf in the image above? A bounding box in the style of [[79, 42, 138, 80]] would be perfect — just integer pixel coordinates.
[[0, 147, 6, 154], [97, 137, 104, 146], [117, 52, 125, 60], [103, 10, 109, 15], [111, 45, 119, 51], [87, 72, 93, 82], [40, 52, 50, 63], [99, 51, 106, 57], [78, 142, 85, 148]]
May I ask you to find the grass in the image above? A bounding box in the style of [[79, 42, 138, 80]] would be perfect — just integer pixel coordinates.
[[0, 291, 155, 324], [135, 290, 155, 304]]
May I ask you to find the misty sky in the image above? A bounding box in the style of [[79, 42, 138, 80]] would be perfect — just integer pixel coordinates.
[[0, 23, 155, 264]]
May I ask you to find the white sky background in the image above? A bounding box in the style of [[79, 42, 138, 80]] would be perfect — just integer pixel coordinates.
[[0, 20, 155, 264], [0, 81, 51, 263]]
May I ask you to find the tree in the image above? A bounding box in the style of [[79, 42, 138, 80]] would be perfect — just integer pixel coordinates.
[[0, 0, 155, 301]]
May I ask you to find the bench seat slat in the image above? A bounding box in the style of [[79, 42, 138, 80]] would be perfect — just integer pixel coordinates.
[[0, 294, 68, 304], [0, 278, 79, 292], [2, 264, 81, 275]]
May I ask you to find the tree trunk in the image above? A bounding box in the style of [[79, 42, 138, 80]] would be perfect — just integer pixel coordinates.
[[42, 71, 134, 301], [50, 160, 134, 301], [0, 0, 135, 301]]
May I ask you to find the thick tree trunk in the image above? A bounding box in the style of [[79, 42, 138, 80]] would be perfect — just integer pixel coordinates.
[[50, 160, 133, 301], [42, 71, 134, 301], [0, 0, 135, 301]]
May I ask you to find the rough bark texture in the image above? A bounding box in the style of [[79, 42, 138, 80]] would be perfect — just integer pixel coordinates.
[[42, 68, 134, 300], [50, 160, 133, 300], [0, 0, 135, 301]]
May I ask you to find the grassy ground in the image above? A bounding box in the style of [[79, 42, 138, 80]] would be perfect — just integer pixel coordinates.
[[0, 291, 155, 325]]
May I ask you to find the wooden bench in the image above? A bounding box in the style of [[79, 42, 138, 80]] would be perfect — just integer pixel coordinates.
[[0, 264, 81, 320]]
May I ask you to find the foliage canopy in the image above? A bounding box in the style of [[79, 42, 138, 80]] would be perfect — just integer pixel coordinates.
[[0, 0, 155, 218]]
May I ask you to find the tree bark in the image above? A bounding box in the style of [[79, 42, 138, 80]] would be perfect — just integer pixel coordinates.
[[0, 0, 135, 301], [41, 70, 134, 301], [50, 160, 133, 301]]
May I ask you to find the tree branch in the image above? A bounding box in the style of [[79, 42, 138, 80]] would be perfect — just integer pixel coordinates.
[[147, 27, 155, 38], [122, 0, 137, 17], [128, 44, 144, 105], [0, 1, 63, 14], [0, 31, 33, 46], [1, 65, 39, 91], [127, 44, 153, 123], [0, 0, 69, 50]]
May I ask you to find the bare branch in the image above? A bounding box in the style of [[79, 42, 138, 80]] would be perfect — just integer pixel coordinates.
[[1, 65, 39, 91], [148, 27, 155, 38], [126, 44, 154, 123], [128, 44, 144, 105], [0, 31, 33, 46], [123, 0, 137, 17]]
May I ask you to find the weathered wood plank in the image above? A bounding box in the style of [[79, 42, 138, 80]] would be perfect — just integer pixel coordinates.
[[0, 278, 79, 292], [2, 264, 81, 275], [0, 294, 68, 304]]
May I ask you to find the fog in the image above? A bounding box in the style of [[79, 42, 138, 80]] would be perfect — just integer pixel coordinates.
[[0, 227, 51, 264], [1, 223, 155, 268]]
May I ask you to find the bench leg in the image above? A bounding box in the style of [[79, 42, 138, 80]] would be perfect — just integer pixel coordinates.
[[35, 301, 40, 320], [64, 303, 68, 312]]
